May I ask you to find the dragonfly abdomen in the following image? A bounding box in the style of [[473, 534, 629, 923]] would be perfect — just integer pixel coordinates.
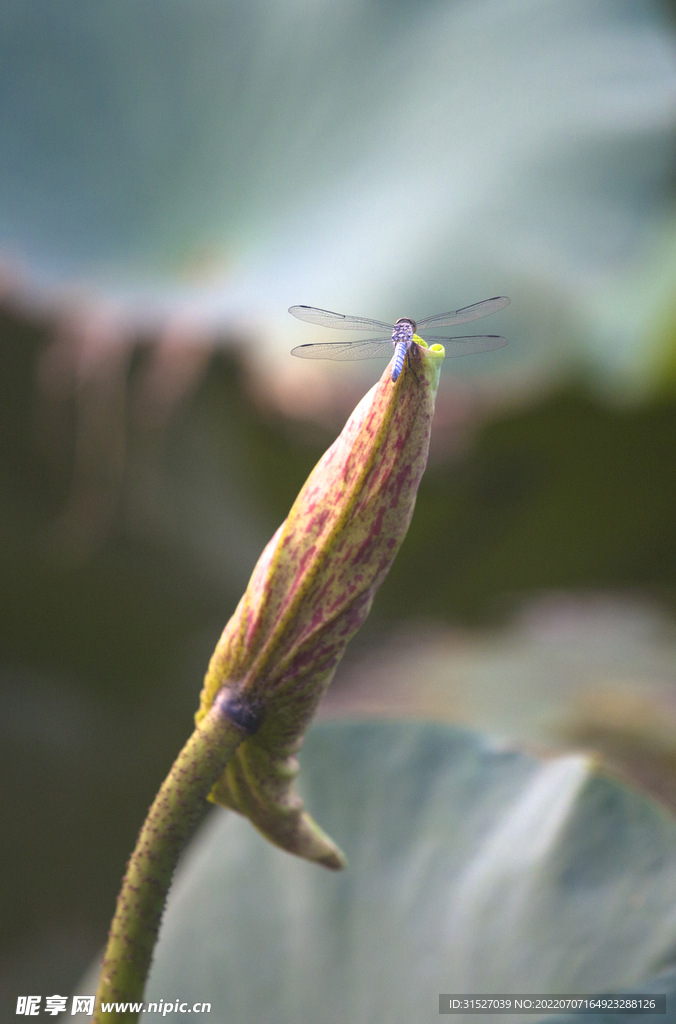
[[391, 318, 415, 382], [391, 341, 408, 381]]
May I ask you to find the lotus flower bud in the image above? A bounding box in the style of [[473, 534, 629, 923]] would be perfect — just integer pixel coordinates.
[[195, 341, 444, 868]]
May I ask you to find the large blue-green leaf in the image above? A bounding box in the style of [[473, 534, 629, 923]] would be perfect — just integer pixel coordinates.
[[3, 2, 676, 388], [137, 720, 676, 1023]]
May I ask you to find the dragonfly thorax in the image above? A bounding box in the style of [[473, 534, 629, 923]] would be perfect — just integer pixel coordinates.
[[392, 317, 416, 342]]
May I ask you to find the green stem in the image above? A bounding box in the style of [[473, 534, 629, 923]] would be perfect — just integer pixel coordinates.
[[93, 688, 249, 1023]]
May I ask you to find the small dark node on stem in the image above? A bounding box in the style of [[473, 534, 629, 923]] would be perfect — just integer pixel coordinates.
[[213, 686, 264, 734]]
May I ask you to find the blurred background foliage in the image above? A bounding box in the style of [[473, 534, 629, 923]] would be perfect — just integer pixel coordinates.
[[3, 0, 676, 1015]]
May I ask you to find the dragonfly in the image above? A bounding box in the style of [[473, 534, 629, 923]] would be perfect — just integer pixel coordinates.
[[289, 296, 510, 382], [288, 299, 510, 382]]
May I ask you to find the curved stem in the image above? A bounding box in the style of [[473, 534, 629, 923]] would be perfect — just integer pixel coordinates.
[[93, 689, 249, 1023]]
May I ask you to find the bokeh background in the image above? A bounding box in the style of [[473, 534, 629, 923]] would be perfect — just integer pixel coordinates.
[[3, 0, 676, 1014]]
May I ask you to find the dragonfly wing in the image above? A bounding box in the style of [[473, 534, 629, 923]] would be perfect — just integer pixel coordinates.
[[417, 296, 510, 329], [291, 337, 394, 361], [422, 335, 508, 357], [289, 305, 392, 331]]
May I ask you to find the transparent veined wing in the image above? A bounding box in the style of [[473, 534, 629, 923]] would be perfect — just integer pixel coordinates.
[[291, 337, 394, 361], [417, 296, 510, 330], [288, 305, 392, 331], [291, 335, 508, 361], [421, 335, 508, 356]]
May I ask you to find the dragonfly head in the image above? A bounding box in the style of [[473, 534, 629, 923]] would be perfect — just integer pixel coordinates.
[[393, 317, 416, 345], [394, 317, 416, 332]]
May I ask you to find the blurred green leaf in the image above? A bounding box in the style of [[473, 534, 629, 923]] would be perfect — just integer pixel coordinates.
[[140, 720, 676, 1024], [2, 0, 676, 393]]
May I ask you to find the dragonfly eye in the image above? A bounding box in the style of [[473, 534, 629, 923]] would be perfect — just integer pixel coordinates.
[[394, 317, 417, 332]]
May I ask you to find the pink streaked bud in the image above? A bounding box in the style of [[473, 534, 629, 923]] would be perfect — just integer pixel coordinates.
[[195, 342, 444, 868]]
